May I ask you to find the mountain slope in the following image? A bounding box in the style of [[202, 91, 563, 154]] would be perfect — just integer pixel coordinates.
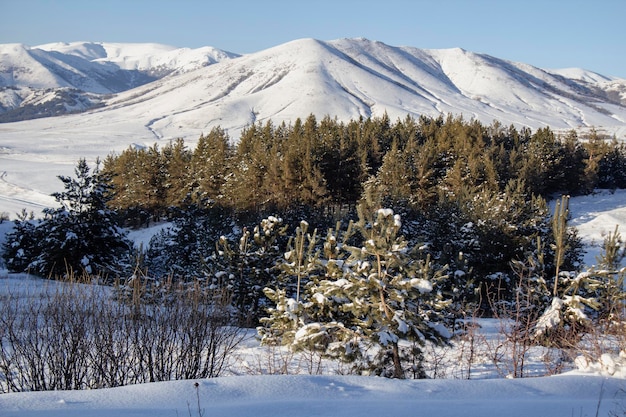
[[2, 37, 625, 131], [1, 37, 626, 217], [88, 37, 626, 140], [36, 42, 239, 75]]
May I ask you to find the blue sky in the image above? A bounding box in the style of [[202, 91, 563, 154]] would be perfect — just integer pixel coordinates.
[[1, 0, 625, 78]]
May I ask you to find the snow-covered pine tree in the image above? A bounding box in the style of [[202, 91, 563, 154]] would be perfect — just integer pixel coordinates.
[[30, 159, 132, 278], [145, 204, 231, 282], [2, 209, 40, 272], [587, 226, 626, 327], [261, 206, 451, 378], [259, 220, 323, 345], [280, 220, 320, 302], [597, 225, 626, 272], [532, 195, 601, 347], [215, 215, 288, 326]]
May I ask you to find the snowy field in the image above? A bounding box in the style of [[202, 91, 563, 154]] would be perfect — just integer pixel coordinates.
[[1, 190, 626, 415], [0, 371, 623, 417], [0, 272, 624, 417]]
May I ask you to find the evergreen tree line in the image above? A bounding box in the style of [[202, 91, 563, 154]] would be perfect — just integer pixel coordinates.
[[2, 113, 626, 378], [258, 203, 626, 378], [102, 113, 626, 223], [99, 113, 626, 299]]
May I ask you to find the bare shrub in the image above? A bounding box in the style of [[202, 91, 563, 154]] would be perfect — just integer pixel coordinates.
[[0, 277, 245, 393], [485, 269, 544, 378]]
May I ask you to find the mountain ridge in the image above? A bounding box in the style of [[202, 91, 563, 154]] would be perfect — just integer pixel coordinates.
[[1, 38, 625, 128], [1, 37, 625, 138]]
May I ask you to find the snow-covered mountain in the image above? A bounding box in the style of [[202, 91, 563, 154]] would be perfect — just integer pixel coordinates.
[[0, 42, 238, 120], [1, 37, 626, 217], [2, 37, 625, 131], [35, 42, 239, 75]]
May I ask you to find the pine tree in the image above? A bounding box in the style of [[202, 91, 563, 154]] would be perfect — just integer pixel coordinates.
[[101, 147, 152, 226], [532, 195, 598, 347], [597, 140, 626, 189], [261, 206, 451, 378], [30, 159, 132, 278], [318, 116, 362, 207], [551, 195, 570, 297], [215, 215, 288, 326], [376, 139, 411, 204], [145, 204, 230, 281], [221, 123, 272, 213], [259, 219, 322, 345], [517, 127, 562, 195], [162, 138, 192, 208], [1, 209, 40, 272], [191, 128, 231, 205], [591, 226, 626, 325]]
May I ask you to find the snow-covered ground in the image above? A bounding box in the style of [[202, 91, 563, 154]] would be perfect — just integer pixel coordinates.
[[567, 189, 626, 267], [0, 372, 623, 417], [0, 273, 624, 416], [1, 189, 626, 416]]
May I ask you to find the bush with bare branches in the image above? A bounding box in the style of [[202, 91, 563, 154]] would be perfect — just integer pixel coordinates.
[[0, 278, 245, 393]]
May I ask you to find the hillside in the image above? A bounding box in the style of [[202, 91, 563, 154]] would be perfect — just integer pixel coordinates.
[[2, 38, 625, 129], [1, 37, 626, 216]]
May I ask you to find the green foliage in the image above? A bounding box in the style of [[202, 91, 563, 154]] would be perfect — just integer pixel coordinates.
[[529, 197, 607, 348], [279, 220, 320, 302], [103, 115, 626, 225], [593, 226, 626, 324], [145, 204, 231, 281], [2, 159, 132, 278], [551, 195, 571, 296], [98, 115, 596, 318], [597, 225, 626, 271], [2, 210, 38, 272], [597, 141, 626, 189], [260, 206, 451, 378], [532, 270, 603, 348], [190, 127, 232, 205], [213, 216, 289, 326], [17, 113, 608, 322]]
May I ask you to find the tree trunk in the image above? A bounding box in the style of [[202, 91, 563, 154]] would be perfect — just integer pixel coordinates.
[[392, 343, 404, 379]]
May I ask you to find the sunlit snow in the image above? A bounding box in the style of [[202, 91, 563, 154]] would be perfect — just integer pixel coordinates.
[[1, 38, 626, 415]]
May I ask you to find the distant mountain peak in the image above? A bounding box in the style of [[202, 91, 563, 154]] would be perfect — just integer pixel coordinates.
[[0, 42, 237, 121]]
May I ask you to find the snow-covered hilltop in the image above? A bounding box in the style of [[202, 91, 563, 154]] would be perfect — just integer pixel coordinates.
[[1, 37, 625, 130], [35, 41, 239, 75]]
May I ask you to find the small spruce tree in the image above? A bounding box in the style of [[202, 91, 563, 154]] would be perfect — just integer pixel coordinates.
[[261, 206, 451, 378], [2, 209, 39, 272], [215, 215, 288, 326], [27, 159, 131, 278]]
